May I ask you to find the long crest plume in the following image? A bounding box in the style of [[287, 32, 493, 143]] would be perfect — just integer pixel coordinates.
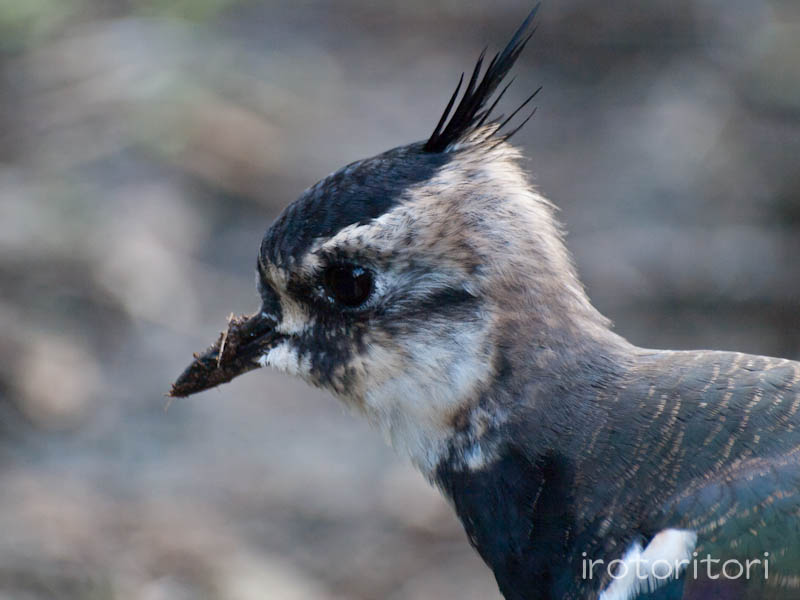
[[423, 5, 542, 153]]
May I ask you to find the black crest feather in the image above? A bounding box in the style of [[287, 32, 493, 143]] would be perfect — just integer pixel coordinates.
[[423, 5, 541, 153]]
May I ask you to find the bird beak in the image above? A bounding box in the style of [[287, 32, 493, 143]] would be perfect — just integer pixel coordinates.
[[170, 310, 284, 398]]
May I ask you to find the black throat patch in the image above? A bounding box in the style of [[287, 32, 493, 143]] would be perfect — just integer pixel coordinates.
[[436, 446, 582, 600]]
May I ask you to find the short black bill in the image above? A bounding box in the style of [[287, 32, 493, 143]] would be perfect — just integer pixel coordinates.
[[170, 311, 283, 397]]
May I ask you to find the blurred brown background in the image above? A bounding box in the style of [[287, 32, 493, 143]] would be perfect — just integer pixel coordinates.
[[1, 1, 798, 598]]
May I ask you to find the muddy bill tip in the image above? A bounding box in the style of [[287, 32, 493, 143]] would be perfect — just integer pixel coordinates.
[[169, 312, 282, 397]]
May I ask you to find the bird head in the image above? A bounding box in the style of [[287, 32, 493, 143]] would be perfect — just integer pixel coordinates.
[[171, 6, 613, 473]]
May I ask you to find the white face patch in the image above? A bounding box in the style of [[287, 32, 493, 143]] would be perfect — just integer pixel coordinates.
[[599, 529, 697, 600], [262, 263, 313, 336], [259, 342, 310, 380], [361, 321, 494, 476], [275, 299, 311, 336]]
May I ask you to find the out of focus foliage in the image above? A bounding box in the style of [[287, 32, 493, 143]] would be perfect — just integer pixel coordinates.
[[0, 1, 798, 598]]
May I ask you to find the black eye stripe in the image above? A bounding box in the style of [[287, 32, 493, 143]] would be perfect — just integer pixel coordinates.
[[323, 265, 374, 308]]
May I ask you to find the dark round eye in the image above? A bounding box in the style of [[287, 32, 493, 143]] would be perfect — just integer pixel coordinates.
[[323, 265, 373, 307]]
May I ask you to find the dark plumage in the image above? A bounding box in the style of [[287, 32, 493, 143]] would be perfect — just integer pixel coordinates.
[[172, 7, 800, 600], [261, 145, 449, 265], [437, 349, 800, 599], [423, 5, 541, 153]]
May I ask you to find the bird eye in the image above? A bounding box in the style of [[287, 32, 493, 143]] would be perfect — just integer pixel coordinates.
[[323, 265, 373, 308]]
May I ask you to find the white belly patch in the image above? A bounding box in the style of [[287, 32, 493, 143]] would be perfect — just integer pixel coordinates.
[[599, 529, 697, 600]]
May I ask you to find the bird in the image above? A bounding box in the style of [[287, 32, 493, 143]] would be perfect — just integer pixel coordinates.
[[171, 6, 800, 600]]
